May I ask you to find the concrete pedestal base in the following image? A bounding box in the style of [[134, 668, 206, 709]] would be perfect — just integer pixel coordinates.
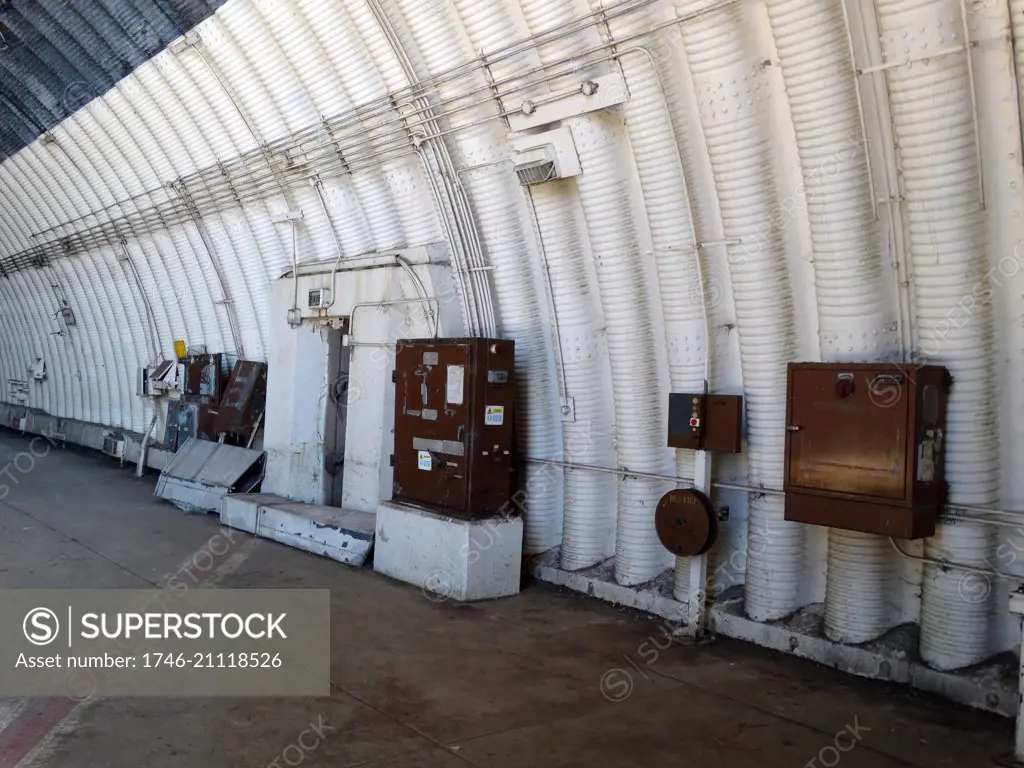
[[374, 501, 523, 601], [219, 493, 375, 566]]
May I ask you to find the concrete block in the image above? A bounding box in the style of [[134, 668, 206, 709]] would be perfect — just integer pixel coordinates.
[[374, 501, 523, 601], [219, 493, 290, 534], [219, 493, 375, 567], [259, 503, 374, 565]]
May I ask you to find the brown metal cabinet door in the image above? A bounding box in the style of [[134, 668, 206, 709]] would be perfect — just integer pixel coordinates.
[[465, 340, 516, 513], [394, 342, 472, 510], [787, 368, 908, 500]]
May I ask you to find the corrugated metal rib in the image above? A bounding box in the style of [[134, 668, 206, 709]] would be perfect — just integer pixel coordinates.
[[677, 1, 803, 620], [764, 0, 898, 644], [874, 0, 998, 670], [0, 0, 229, 161]]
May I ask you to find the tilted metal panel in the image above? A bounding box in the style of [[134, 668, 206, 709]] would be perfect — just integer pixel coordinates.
[[155, 437, 265, 513]]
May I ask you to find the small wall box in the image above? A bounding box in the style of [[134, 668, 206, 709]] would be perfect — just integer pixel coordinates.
[[667, 393, 743, 453], [783, 362, 950, 539]]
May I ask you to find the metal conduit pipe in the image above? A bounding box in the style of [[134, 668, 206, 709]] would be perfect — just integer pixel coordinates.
[[551, 24, 668, 585], [10, 149, 112, 425], [3, 0, 743, 269], [764, 0, 899, 643], [350, 0, 663, 110], [655, 11, 731, 600], [413, 146, 480, 336], [359, 0, 494, 336], [875, 0, 997, 671], [1012, 0, 1024, 142], [13, 5, 750, 278], [372, 0, 739, 117], [144, 57, 239, 357], [529, 182, 618, 567], [677, 1, 803, 620], [519, 0, 620, 570], [415, 0, 565, 554], [269, 0, 406, 254], [118, 238, 160, 365], [599, 4, 708, 594]]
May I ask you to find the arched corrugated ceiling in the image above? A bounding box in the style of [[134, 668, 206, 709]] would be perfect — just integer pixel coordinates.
[[0, 0, 227, 161], [3, 0, 1024, 679]]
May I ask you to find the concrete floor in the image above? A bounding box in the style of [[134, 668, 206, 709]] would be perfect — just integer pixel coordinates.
[[0, 430, 1012, 767]]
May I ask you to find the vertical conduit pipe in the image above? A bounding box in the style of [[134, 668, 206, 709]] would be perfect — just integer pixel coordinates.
[[359, 0, 491, 335], [1012, 0, 1024, 146], [519, 0, 620, 570], [601, 5, 708, 595], [663, 3, 732, 601], [532, 0, 673, 583], [297, 0, 440, 247], [764, 0, 899, 643], [874, 0, 997, 670], [392, 0, 565, 553], [677, 2, 803, 619]]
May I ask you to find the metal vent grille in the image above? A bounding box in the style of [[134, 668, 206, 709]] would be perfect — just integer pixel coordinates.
[[514, 160, 557, 186]]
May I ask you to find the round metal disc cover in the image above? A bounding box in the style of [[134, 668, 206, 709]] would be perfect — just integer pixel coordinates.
[[655, 489, 718, 557]]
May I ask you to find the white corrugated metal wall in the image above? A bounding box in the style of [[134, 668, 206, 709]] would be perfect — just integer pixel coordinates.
[[2, 0, 1024, 689]]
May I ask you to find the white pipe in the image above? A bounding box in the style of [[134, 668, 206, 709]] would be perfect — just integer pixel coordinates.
[[874, 0, 998, 671], [137, 412, 159, 478], [395, 0, 565, 554], [518, 0, 620, 570], [118, 239, 160, 365], [357, 0, 494, 336], [1013, 0, 1024, 151], [843, 0, 914, 358], [764, 0, 898, 644], [660, 2, 732, 603], [676, 1, 803, 620], [531, 181, 618, 568], [516, 0, 673, 584], [599, 0, 708, 595], [565, 53, 673, 584]]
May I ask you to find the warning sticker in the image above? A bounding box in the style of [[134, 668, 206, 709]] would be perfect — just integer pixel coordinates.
[[485, 405, 505, 426], [417, 450, 432, 471]]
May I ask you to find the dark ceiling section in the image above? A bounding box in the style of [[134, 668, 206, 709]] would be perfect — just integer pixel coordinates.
[[0, 0, 228, 162]]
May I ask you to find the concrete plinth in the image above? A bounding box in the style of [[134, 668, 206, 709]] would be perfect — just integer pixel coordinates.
[[219, 493, 375, 567], [374, 501, 523, 601]]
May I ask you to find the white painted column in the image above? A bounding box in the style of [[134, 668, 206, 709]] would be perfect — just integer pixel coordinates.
[[685, 449, 712, 634]]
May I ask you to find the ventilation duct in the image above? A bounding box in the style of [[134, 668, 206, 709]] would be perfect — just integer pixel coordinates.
[[510, 126, 582, 187]]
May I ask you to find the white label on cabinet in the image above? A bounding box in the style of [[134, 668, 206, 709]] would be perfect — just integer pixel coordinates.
[[446, 365, 465, 405]]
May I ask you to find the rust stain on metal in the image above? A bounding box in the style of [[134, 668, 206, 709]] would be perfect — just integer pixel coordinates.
[[783, 362, 950, 539], [392, 338, 516, 519], [213, 360, 268, 439]]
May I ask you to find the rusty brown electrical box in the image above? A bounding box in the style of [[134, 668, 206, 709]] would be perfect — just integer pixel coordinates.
[[213, 360, 268, 442], [183, 353, 223, 402], [667, 393, 743, 453], [783, 362, 950, 539], [392, 338, 515, 519]]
